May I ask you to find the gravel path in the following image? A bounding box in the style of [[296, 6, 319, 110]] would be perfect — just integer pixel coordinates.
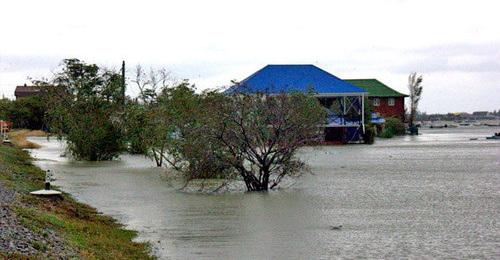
[[0, 162, 74, 259]]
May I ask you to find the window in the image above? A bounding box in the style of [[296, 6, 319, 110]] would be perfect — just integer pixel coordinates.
[[388, 98, 395, 106], [373, 98, 380, 106]]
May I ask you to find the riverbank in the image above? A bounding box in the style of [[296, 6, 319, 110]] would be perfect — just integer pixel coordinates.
[[0, 144, 155, 259]]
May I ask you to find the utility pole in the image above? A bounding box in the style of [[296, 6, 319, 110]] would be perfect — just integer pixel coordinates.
[[121, 61, 126, 105]]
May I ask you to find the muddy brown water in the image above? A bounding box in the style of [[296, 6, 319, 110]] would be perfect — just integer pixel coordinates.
[[28, 127, 499, 259]]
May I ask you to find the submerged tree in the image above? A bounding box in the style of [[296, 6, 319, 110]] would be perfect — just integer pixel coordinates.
[[119, 65, 173, 164], [211, 91, 327, 191], [408, 72, 423, 127], [35, 59, 125, 161], [124, 67, 230, 177], [124, 65, 182, 165], [161, 86, 234, 180]]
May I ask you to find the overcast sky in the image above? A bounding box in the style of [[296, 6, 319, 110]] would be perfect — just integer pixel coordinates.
[[1, 0, 498, 113]]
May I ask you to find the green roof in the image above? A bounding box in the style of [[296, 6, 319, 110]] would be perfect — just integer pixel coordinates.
[[345, 79, 408, 97]]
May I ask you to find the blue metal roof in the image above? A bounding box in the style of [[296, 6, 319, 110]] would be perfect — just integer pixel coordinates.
[[225, 65, 367, 95]]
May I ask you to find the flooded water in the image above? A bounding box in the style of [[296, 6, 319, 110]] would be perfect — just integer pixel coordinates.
[[29, 127, 499, 259]]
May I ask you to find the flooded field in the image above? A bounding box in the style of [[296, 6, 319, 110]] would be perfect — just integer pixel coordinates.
[[29, 127, 499, 259]]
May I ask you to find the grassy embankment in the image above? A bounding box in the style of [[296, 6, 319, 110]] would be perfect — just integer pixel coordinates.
[[6, 130, 45, 149], [0, 138, 155, 259]]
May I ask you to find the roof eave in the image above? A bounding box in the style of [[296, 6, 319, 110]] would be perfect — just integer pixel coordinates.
[[368, 94, 409, 98], [314, 92, 368, 97]]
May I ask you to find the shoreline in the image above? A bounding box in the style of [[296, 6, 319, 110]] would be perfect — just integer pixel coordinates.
[[0, 144, 155, 259]]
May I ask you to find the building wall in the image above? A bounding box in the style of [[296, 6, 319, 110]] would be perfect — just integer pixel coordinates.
[[370, 97, 405, 121], [14, 85, 41, 99], [15, 92, 35, 99]]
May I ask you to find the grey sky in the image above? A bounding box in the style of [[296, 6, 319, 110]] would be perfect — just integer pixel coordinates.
[[1, 0, 498, 113]]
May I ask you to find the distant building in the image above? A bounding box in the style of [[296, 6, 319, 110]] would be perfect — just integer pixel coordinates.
[[472, 111, 488, 117], [471, 111, 490, 120], [345, 79, 408, 121], [14, 84, 41, 99]]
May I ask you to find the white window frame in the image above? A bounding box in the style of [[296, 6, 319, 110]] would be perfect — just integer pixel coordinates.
[[388, 98, 395, 106], [373, 98, 380, 106]]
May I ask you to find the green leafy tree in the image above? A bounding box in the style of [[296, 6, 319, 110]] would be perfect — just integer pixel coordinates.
[[151, 83, 233, 179], [147, 81, 197, 169], [35, 59, 125, 161], [10, 97, 47, 130], [0, 98, 11, 121], [0, 96, 47, 130], [122, 100, 149, 154], [178, 88, 234, 180], [123, 65, 180, 165]]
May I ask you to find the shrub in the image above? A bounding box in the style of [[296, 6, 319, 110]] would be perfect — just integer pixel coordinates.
[[379, 118, 405, 138], [378, 129, 394, 138]]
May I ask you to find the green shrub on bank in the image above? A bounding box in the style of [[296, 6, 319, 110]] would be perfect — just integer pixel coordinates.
[[378, 118, 405, 138]]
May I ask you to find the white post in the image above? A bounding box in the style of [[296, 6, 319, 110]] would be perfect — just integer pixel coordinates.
[[361, 94, 365, 133], [0, 121, 5, 140], [45, 170, 52, 190], [343, 96, 346, 125]]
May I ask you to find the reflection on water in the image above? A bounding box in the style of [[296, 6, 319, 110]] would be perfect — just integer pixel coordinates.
[[28, 127, 500, 259]]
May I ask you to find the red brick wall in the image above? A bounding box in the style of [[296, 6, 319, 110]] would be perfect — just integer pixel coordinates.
[[370, 97, 405, 121]]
